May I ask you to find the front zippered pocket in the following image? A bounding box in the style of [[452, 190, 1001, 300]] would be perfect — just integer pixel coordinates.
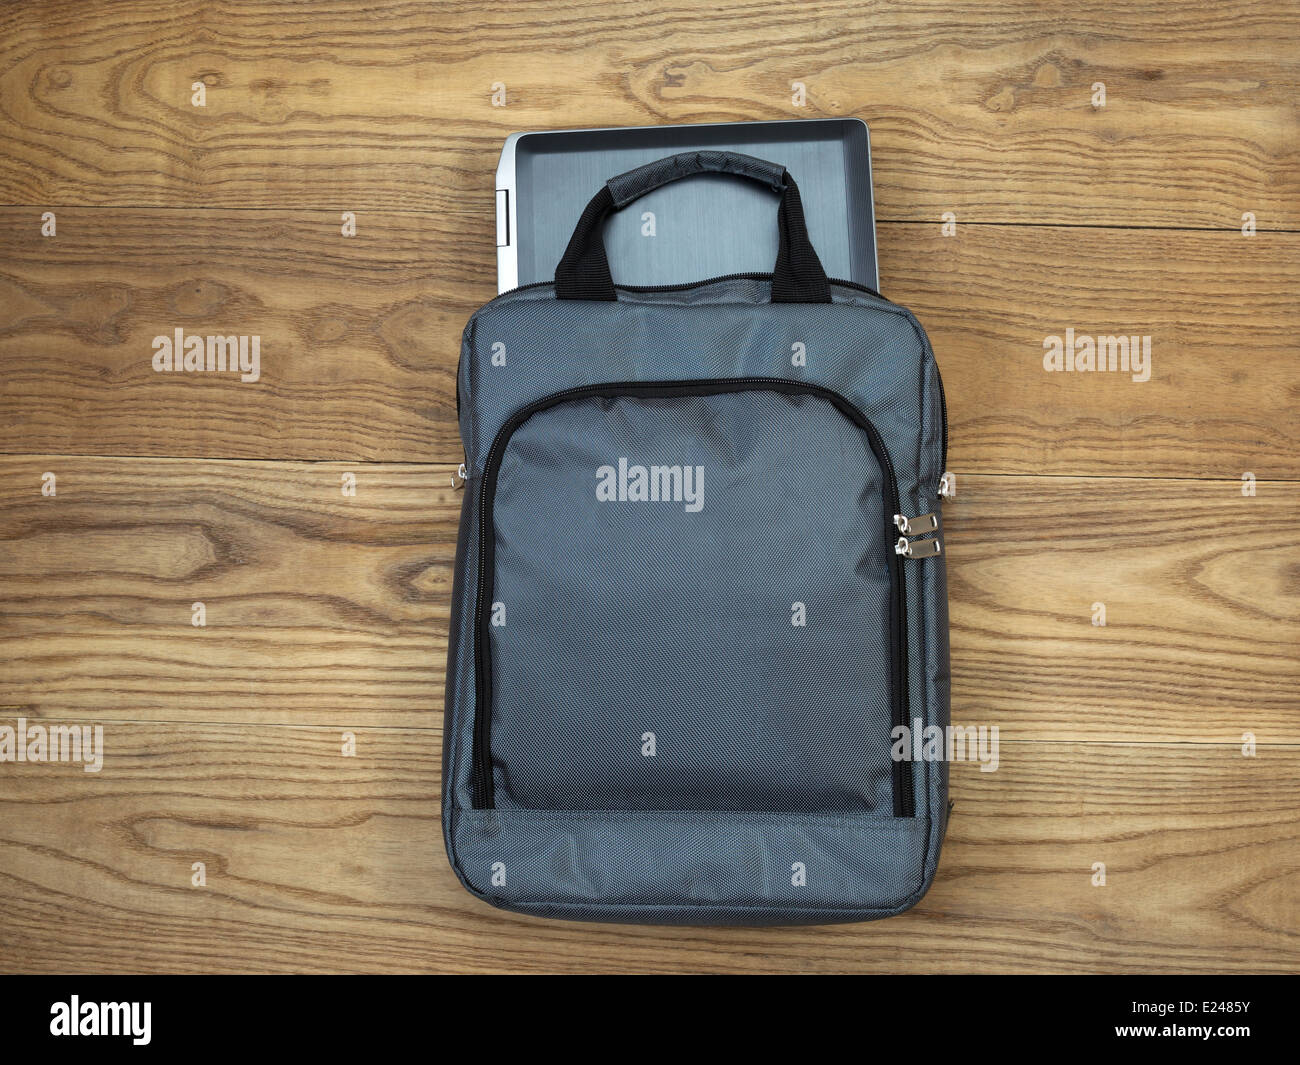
[[471, 378, 914, 817], [460, 274, 947, 472]]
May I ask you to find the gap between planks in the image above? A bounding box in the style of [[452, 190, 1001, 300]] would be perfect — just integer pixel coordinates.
[[1, 202, 1294, 235], [3, 455, 1298, 487], [0, 711, 1292, 747]]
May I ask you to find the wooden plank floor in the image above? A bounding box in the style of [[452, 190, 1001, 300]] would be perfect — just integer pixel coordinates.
[[1, 1, 1297, 973]]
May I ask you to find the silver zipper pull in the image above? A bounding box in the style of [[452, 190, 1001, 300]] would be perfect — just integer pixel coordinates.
[[894, 512, 938, 536], [451, 462, 468, 490], [938, 472, 956, 500], [895, 535, 942, 559]]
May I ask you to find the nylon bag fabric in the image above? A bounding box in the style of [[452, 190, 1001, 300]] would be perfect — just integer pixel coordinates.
[[443, 151, 951, 925]]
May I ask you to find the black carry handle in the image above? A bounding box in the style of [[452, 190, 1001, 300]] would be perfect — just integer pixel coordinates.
[[555, 150, 832, 303]]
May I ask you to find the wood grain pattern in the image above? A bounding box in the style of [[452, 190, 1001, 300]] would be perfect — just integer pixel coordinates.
[[888, 225, 1300, 479], [2, 459, 1295, 742], [0, 208, 470, 461], [1, 723, 1295, 973], [944, 474, 1300, 740], [0, 456, 454, 725], [0, 1, 1296, 227], [3, 210, 1297, 475], [3, 1, 1298, 975]]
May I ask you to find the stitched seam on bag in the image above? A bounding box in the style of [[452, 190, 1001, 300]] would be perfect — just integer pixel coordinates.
[[506, 897, 917, 917], [451, 808, 927, 831]]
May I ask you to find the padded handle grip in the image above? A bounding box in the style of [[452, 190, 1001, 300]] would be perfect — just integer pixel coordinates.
[[555, 150, 832, 303], [606, 150, 788, 208]]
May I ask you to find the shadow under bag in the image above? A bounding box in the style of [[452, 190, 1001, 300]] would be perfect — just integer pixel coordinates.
[[443, 150, 951, 925]]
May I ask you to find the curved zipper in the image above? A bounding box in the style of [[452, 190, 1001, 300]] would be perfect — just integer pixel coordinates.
[[461, 273, 947, 470], [470, 377, 915, 817]]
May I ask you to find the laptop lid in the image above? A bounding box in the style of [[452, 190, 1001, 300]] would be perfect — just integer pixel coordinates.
[[495, 118, 878, 294]]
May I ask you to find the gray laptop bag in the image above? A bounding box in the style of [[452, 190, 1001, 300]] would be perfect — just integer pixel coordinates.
[[443, 151, 951, 925]]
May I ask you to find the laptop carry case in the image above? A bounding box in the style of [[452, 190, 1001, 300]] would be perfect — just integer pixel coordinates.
[[443, 150, 951, 925]]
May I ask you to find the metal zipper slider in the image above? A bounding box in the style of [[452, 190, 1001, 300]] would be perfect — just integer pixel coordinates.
[[894, 512, 938, 536], [451, 463, 468, 490], [895, 535, 942, 559], [938, 472, 956, 500]]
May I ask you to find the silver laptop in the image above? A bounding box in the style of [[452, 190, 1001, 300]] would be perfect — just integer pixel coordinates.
[[495, 118, 879, 294]]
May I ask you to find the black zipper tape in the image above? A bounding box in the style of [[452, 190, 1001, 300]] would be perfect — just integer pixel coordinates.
[[462, 272, 947, 477], [470, 378, 915, 818]]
